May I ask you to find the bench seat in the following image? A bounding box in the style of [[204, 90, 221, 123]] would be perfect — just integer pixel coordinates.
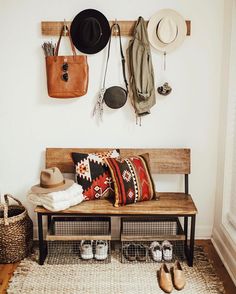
[[35, 192, 197, 216]]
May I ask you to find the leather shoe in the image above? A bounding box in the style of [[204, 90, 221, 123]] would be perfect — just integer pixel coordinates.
[[159, 263, 173, 293], [123, 244, 136, 261], [172, 260, 186, 290], [136, 244, 147, 262]]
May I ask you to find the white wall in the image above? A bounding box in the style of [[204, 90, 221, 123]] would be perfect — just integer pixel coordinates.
[[0, 0, 224, 238]]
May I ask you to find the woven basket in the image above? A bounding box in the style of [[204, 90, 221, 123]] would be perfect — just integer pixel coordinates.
[[0, 194, 33, 263]]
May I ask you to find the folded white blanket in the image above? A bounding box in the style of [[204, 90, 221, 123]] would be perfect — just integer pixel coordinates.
[[41, 183, 83, 202], [27, 183, 85, 211]]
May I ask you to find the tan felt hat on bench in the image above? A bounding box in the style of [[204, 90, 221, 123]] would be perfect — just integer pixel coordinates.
[[31, 167, 74, 194]]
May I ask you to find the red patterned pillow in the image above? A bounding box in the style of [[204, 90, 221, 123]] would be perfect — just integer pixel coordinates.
[[105, 154, 155, 207], [72, 150, 120, 200]]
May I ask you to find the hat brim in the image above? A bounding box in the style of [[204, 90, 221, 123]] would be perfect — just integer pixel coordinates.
[[31, 179, 74, 194], [147, 9, 187, 53], [70, 9, 111, 54]]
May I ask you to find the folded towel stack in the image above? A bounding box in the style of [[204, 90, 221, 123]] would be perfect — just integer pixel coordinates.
[[28, 183, 84, 211]]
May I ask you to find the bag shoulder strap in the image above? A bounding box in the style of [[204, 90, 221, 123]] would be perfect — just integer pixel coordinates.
[[54, 25, 77, 57], [102, 23, 128, 92]]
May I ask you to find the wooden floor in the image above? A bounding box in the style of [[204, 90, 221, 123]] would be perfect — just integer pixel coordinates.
[[0, 262, 18, 294], [196, 240, 235, 294], [0, 240, 235, 294]]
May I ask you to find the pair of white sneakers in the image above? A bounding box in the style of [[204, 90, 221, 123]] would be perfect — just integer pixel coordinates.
[[80, 240, 108, 260], [150, 240, 173, 262]]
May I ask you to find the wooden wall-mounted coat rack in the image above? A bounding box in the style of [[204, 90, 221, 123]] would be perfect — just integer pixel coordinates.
[[41, 20, 191, 36]]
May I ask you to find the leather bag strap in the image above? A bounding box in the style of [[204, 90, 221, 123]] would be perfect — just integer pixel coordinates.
[[54, 25, 77, 58], [102, 23, 128, 92]]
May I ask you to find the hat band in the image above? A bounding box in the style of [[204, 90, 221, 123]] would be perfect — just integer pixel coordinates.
[[41, 180, 65, 189]]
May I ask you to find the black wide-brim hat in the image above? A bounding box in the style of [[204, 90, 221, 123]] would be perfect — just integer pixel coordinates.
[[70, 9, 111, 54]]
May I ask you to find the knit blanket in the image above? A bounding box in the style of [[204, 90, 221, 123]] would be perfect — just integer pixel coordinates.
[[28, 183, 84, 211]]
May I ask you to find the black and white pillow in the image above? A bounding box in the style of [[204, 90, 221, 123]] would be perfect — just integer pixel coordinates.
[[72, 150, 120, 200]]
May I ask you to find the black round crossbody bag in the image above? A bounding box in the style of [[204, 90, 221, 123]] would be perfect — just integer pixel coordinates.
[[102, 23, 129, 109]]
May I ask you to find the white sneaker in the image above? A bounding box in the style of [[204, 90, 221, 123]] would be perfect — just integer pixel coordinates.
[[150, 241, 162, 262], [94, 240, 108, 260], [80, 240, 93, 260], [162, 240, 173, 261]]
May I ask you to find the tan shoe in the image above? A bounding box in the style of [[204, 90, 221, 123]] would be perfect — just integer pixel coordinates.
[[172, 260, 186, 290], [159, 263, 173, 293]]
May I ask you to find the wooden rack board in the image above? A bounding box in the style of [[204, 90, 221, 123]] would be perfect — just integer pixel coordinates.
[[46, 234, 111, 241], [120, 234, 185, 241], [41, 20, 191, 36]]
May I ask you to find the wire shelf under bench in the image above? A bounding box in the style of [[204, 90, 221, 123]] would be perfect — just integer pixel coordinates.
[[121, 217, 185, 242], [46, 216, 111, 241], [120, 217, 185, 263]]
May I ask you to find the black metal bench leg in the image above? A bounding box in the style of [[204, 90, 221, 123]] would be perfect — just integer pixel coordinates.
[[189, 215, 196, 267], [38, 213, 46, 265], [47, 215, 52, 230], [184, 216, 188, 257]]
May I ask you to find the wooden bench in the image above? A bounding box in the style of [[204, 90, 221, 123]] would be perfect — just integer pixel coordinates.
[[35, 148, 197, 265]]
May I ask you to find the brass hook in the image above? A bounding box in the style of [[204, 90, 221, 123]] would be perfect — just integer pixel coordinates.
[[63, 19, 68, 36], [113, 19, 119, 36]]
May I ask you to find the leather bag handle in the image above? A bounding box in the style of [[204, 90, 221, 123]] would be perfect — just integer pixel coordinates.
[[54, 25, 77, 60], [102, 23, 128, 92]]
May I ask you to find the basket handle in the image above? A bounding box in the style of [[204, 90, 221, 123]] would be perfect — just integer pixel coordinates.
[[4, 194, 23, 207], [0, 202, 9, 225], [1, 194, 24, 226]]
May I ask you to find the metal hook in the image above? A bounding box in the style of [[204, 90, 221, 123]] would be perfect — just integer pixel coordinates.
[[63, 18, 68, 36], [163, 51, 167, 71], [113, 19, 119, 36]]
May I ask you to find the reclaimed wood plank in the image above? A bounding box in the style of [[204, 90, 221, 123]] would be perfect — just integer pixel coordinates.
[[46, 148, 191, 174], [46, 234, 111, 241], [121, 234, 185, 241], [41, 20, 191, 37], [35, 193, 197, 215]]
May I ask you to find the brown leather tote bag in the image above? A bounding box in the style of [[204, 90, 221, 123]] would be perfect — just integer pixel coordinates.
[[45, 26, 89, 98]]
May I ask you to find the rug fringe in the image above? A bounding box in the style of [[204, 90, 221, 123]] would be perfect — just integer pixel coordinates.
[[194, 247, 226, 294], [7, 258, 35, 294]]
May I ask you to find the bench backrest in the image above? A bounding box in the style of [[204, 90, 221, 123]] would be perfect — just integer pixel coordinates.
[[46, 148, 190, 175]]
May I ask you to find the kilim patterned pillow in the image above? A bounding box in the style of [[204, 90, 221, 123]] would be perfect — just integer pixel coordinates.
[[72, 150, 120, 200], [105, 153, 155, 207]]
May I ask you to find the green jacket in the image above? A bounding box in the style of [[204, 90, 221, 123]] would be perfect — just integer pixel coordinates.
[[127, 17, 156, 117]]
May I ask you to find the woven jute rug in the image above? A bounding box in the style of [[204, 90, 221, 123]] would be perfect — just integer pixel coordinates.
[[7, 246, 225, 294]]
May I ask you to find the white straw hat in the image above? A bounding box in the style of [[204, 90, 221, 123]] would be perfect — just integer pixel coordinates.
[[147, 9, 187, 53]]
